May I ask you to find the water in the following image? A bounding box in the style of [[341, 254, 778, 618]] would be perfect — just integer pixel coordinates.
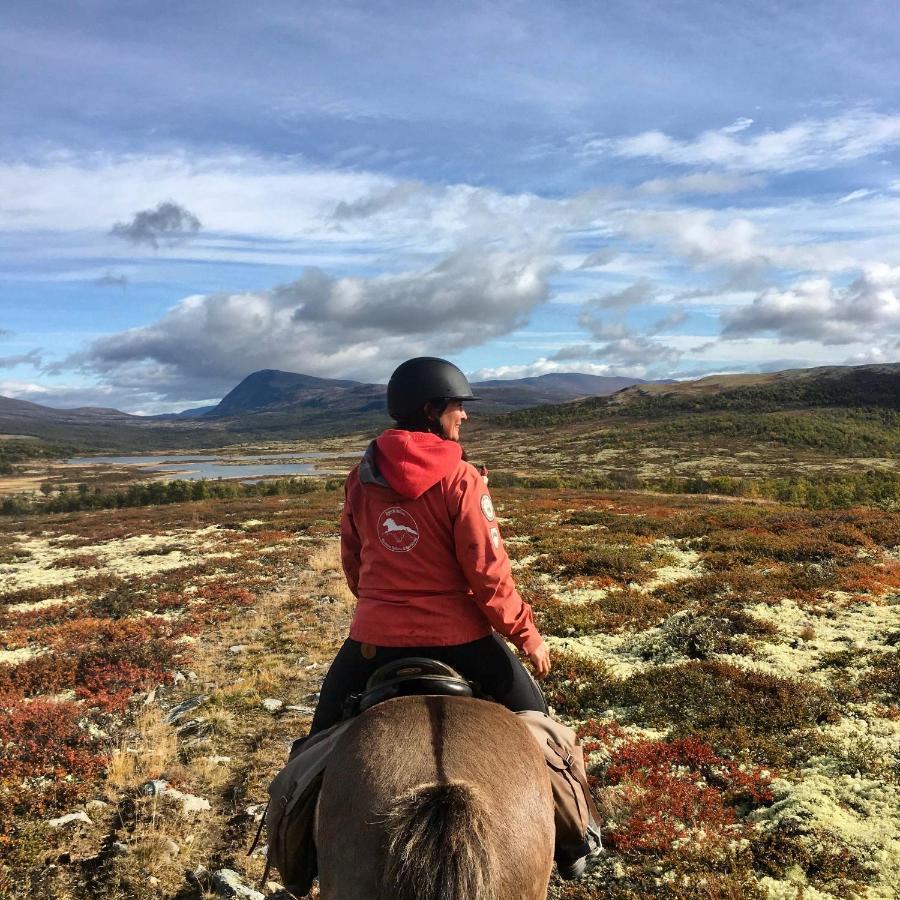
[[63, 451, 352, 482]]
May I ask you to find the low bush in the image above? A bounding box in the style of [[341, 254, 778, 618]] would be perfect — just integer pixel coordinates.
[[542, 652, 616, 717], [602, 736, 773, 854], [612, 661, 840, 757]]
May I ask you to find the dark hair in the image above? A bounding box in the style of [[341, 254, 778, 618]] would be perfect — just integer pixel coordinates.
[[395, 398, 449, 436]]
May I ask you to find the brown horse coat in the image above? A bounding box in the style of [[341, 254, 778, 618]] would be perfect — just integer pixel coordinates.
[[315, 694, 556, 900]]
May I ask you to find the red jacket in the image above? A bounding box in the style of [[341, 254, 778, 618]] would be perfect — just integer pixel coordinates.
[[341, 429, 543, 655]]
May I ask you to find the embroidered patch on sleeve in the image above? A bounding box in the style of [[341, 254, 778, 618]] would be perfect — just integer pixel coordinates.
[[480, 493, 495, 521]]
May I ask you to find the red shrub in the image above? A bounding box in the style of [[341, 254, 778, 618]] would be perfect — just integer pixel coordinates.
[[0, 617, 181, 708], [195, 580, 256, 606], [603, 736, 773, 855], [836, 560, 900, 596], [0, 699, 106, 783], [578, 718, 628, 758]]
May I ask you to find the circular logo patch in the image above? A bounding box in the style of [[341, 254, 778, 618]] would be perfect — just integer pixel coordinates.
[[377, 507, 420, 552], [480, 493, 495, 521]]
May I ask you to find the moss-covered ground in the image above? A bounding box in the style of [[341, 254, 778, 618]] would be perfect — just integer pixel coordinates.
[[1, 449, 897, 899]]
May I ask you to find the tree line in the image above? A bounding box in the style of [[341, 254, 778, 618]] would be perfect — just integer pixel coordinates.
[[0, 476, 341, 516]]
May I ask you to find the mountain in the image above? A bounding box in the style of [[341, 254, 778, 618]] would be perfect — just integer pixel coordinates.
[[475, 373, 651, 395], [209, 369, 370, 417], [203, 369, 649, 419], [0, 395, 230, 450]]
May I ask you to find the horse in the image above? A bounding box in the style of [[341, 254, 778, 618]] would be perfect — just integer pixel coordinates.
[[314, 693, 556, 900]]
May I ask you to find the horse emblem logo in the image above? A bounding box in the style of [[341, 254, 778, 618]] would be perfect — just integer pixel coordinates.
[[377, 507, 420, 552]]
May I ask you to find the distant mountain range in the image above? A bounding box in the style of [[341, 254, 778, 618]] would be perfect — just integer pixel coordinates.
[[0, 370, 652, 450], [0, 363, 896, 451], [201, 369, 652, 418]]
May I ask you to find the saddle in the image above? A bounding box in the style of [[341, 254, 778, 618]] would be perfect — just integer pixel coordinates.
[[346, 657, 475, 717]]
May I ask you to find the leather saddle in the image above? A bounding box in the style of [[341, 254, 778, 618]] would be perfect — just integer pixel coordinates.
[[346, 657, 475, 717]]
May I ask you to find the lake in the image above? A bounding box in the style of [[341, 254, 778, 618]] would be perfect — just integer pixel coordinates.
[[63, 450, 354, 482]]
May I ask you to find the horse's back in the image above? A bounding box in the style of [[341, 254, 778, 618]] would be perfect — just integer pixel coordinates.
[[316, 695, 555, 900]]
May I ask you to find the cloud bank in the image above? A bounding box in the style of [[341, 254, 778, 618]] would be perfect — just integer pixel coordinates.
[[71, 248, 552, 401]]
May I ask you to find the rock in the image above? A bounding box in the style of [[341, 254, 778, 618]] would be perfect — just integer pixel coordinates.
[[140, 779, 169, 796], [206, 755, 231, 765], [165, 695, 208, 724], [212, 868, 265, 900], [261, 698, 283, 713], [85, 799, 110, 812], [111, 841, 129, 855], [165, 786, 211, 815], [48, 811, 92, 828], [176, 717, 212, 738], [284, 704, 316, 716], [228, 645, 247, 654], [188, 864, 209, 885], [245, 803, 265, 820], [173, 671, 186, 684]]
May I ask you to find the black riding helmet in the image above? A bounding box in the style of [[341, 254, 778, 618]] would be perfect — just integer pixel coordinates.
[[387, 357, 480, 421]]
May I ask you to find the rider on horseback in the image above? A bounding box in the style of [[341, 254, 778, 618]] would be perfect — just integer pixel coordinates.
[[308, 357, 602, 880]]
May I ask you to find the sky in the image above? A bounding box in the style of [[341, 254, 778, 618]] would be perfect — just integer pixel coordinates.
[[2, 0, 900, 414]]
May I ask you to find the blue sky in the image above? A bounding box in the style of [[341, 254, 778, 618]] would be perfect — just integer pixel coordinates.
[[2, 0, 900, 413]]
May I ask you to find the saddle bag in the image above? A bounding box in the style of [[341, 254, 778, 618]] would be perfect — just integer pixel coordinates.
[[516, 711, 601, 849], [261, 718, 353, 895]]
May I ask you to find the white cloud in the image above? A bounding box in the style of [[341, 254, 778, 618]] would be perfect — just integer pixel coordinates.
[[0, 150, 389, 239], [636, 172, 764, 196], [469, 358, 645, 380], [721, 118, 754, 135], [624, 211, 765, 268], [722, 264, 900, 346], [0, 151, 617, 272], [836, 189, 874, 204], [69, 247, 553, 401], [562, 311, 683, 371], [587, 111, 900, 174]]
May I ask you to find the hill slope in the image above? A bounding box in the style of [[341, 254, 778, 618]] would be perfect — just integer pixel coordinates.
[[502, 363, 900, 427]]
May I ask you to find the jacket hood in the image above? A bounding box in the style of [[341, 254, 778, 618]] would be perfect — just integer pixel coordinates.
[[368, 429, 462, 499]]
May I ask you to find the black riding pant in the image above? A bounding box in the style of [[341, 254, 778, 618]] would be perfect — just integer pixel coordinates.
[[310, 633, 548, 735]]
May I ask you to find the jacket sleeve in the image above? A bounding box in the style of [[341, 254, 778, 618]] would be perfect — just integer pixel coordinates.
[[450, 466, 543, 655], [340, 476, 361, 598]]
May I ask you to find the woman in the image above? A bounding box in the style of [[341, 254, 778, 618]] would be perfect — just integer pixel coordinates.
[[310, 356, 551, 735], [308, 356, 600, 880]]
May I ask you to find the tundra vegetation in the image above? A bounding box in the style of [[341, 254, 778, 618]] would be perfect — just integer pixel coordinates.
[[0, 426, 897, 899]]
